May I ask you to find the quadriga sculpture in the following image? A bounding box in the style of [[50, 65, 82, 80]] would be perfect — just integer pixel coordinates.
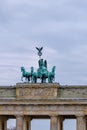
[[20, 47, 56, 83], [21, 62, 56, 83]]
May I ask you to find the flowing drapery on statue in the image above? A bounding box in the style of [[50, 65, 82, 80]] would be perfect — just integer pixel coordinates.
[[21, 47, 56, 83]]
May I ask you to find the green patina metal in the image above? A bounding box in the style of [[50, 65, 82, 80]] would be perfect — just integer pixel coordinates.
[[21, 47, 56, 83]]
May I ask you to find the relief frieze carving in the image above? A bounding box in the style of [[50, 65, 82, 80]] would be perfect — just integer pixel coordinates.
[[16, 84, 58, 98]]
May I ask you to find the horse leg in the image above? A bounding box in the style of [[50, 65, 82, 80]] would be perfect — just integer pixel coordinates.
[[41, 77, 43, 83], [31, 77, 33, 83], [21, 76, 23, 81], [50, 75, 54, 83], [27, 78, 29, 82], [28, 77, 31, 83], [48, 75, 50, 83], [48, 74, 51, 83], [41, 76, 46, 83], [34, 77, 37, 83], [25, 77, 27, 82], [43, 78, 46, 83], [32, 76, 36, 83]]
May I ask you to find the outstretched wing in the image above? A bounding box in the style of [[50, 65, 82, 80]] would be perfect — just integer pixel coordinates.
[[36, 47, 43, 52], [40, 47, 43, 51], [36, 47, 40, 51]]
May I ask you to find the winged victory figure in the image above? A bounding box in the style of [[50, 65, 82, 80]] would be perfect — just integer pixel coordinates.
[[36, 47, 43, 58]]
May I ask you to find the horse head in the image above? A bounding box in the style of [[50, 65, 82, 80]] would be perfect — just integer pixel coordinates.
[[52, 66, 56, 74], [48, 66, 56, 83], [21, 66, 28, 78], [21, 67, 25, 81], [21, 66, 31, 82], [21, 67, 25, 73], [31, 66, 34, 74]]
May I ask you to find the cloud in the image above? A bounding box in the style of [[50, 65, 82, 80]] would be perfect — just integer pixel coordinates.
[[0, 0, 87, 86], [1, 1, 87, 129]]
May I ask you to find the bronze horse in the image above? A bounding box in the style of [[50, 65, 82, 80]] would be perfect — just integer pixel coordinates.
[[21, 67, 31, 82]]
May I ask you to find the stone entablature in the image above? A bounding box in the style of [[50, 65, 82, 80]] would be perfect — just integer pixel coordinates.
[[0, 87, 15, 98], [58, 85, 87, 98], [0, 83, 87, 130], [0, 83, 87, 116], [0, 83, 87, 99]]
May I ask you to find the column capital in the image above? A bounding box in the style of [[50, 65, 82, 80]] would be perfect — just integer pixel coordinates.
[[24, 116, 31, 121], [0, 116, 7, 121], [15, 114, 24, 118], [76, 114, 86, 117], [49, 114, 58, 117]]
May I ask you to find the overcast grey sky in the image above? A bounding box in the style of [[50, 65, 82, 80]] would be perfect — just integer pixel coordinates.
[[1, 0, 87, 86], [1, 0, 87, 129]]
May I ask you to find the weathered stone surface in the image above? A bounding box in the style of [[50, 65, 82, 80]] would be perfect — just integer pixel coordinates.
[[0, 87, 16, 98], [50, 116, 58, 130], [1, 83, 87, 130], [76, 115, 86, 130], [16, 115, 23, 130], [0, 83, 87, 117], [16, 83, 58, 99], [1, 84, 87, 99], [58, 85, 87, 98]]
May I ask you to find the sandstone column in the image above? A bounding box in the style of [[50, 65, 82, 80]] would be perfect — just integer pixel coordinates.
[[16, 115, 23, 130], [26, 120, 31, 130], [0, 116, 7, 130], [23, 116, 31, 130], [50, 116, 58, 130], [76, 115, 86, 130], [23, 117, 27, 130], [58, 116, 64, 130], [0, 118, 2, 130], [3, 119, 7, 130]]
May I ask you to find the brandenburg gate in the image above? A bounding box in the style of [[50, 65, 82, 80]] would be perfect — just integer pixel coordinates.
[[0, 83, 87, 130], [0, 47, 87, 130]]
